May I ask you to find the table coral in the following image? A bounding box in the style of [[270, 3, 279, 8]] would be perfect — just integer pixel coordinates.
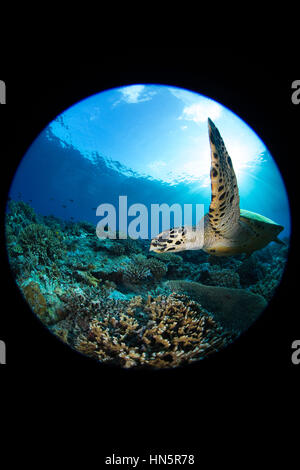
[[165, 280, 267, 333]]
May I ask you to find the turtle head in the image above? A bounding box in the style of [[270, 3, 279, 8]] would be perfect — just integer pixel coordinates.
[[149, 225, 204, 253]]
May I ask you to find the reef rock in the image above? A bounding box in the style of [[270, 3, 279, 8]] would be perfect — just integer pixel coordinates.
[[165, 280, 267, 333]]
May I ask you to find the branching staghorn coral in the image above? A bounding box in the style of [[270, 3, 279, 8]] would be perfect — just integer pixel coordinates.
[[52, 289, 235, 368]]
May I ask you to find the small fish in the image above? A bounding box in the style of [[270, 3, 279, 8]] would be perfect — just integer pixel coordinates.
[[92, 207, 96, 210], [50, 197, 54, 201], [69, 199, 74, 203], [70, 216, 74, 220], [28, 199, 32, 202], [62, 205, 67, 208]]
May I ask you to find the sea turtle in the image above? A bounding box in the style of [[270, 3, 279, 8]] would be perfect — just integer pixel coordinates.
[[150, 118, 284, 257]]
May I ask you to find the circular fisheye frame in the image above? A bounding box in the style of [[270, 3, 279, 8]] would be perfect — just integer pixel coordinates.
[[5, 84, 291, 368]]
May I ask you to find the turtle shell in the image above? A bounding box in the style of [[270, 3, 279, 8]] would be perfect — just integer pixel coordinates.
[[240, 209, 282, 227]]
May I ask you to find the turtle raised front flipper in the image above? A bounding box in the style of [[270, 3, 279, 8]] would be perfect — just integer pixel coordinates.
[[150, 118, 284, 256], [206, 117, 240, 238]]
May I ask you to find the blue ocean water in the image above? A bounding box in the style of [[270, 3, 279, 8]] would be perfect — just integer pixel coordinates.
[[8, 127, 291, 238]]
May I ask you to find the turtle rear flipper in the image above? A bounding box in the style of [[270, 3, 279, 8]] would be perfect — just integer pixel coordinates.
[[274, 236, 286, 246]]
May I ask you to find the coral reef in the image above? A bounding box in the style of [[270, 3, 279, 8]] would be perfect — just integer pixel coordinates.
[[209, 268, 241, 289], [122, 255, 152, 284], [236, 256, 262, 286], [21, 281, 48, 322], [121, 237, 143, 254], [5, 198, 289, 368], [146, 257, 168, 280], [6, 200, 37, 230], [18, 223, 64, 262], [248, 256, 286, 301], [154, 252, 183, 265], [121, 254, 167, 284], [19, 276, 66, 325], [53, 290, 235, 368], [195, 265, 241, 288]]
